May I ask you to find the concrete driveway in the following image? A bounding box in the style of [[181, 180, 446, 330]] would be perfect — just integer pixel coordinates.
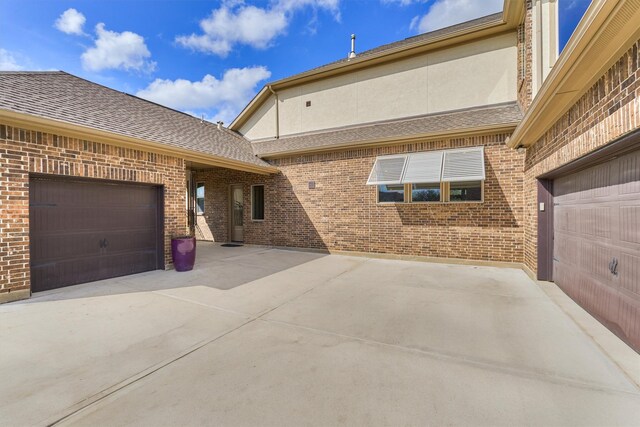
[[1, 243, 639, 426]]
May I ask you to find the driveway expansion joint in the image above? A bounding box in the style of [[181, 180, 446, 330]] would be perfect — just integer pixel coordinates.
[[260, 317, 640, 398]]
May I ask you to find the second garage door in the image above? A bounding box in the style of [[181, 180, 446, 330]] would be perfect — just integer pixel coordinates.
[[553, 149, 640, 353], [29, 176, 163, 292]]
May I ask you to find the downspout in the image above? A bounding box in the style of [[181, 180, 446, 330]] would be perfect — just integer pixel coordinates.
[[268, 85, 280, 139]]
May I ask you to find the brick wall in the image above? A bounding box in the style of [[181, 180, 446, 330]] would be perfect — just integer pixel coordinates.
[[523, 39, 640, 273], [192, 168, 275, 245], [197, 133, 526, 263], [0, 123, 187, 302], [517, 0, 534, 112]]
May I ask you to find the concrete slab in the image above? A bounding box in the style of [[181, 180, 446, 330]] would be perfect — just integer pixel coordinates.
[[1, 243, 638, 426], [60, 321, 640, 427], [0, 287, 249, 426], [265, 258, 636, 391]]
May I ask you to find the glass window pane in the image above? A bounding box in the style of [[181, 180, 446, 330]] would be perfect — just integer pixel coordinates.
[[378, 184, 404, 203], [449, 181, 482, 202], [196, 183, 205, 214], [252, 185, 265, 220], [411, 183, 440, 202]]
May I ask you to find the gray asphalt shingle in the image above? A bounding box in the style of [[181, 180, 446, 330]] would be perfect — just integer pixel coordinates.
[[252, 102, 522, 156], [0, 71, 270, 168]]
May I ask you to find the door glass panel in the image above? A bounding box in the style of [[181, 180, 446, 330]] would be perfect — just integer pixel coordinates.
[[233, 187, 243, 226], [196, 183, 205, 214]]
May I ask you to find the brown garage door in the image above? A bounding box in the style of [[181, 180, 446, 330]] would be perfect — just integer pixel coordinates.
[[554, 149, 640, 353], [29, 176, 163, 292]]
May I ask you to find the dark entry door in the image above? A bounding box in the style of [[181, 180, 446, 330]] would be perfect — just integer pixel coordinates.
[[553, 149, 640, 352], [29, 176, 163, 292]]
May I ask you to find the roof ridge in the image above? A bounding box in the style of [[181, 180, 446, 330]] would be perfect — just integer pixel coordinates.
[[0, 70, 64, 75]]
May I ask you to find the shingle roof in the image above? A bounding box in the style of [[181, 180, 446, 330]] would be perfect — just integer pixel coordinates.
[[0, 71, 271, 168], [252, 102, 522, 157], [272, 13, 503, 84]]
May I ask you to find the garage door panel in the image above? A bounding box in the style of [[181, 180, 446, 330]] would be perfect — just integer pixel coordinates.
[[579, 241, 614, 283], [619, 150, 640, 194], [580, 161, 617, 199], [554, 231, 578, 265], [29, 177, 162, 292], [618, 295, 640, 350], [101, 229, 158, 253], [32, 257, 102, 292], [620, 205, 640, 244], [100, 250, 158, 277], [554, 173, 579, 199], [619, 252, 640, 296], [30, 232, 103, 262], [553, 150, 640, 353], [579, 206, 612, 238], [578, 273, 617, 318]]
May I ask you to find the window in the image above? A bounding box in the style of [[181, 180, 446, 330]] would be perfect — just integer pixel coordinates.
[[251, 185, 265, 220], [378, 184, 405, 203], [196, 182, 205, 214], [367, 147, 485, 204], [411, 183, 441, 202], [448, 181, 483, 202]]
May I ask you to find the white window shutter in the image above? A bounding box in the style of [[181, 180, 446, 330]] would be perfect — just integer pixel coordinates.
[[441, 147, 485, 182], [402, 151, 443, 184], [366, 155, 408, 185]]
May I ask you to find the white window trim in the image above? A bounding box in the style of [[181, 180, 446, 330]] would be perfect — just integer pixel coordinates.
[[251, 184, 265, 221]]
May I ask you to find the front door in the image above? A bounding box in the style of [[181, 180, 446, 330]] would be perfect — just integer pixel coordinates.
[[230, 184, 244, 242]]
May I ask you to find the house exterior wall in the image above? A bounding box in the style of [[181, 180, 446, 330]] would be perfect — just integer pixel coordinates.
[[0, 123, 188, 303], [523, 38, 640, 273], [240, 33, 518, 140], [193, 168, 276, 245], [517, 0, 534, 112], [196, 133, 526, 263]]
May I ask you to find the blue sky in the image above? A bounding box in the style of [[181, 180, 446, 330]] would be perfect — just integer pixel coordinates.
[[1, 0, 590, 124]]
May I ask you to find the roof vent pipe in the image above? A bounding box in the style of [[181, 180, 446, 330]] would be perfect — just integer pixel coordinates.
[[216, 121, 223, 130], [348, 34, 356, 60]]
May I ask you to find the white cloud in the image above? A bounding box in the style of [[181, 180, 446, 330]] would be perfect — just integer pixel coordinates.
[[136, 66, 271, 124], [176, 6, 287, 56], [176, 0, 340, 57], [410, 0, 503, 33], [54, 8, 86, 35], [381, 0, 422, 6], [82, 23, 155, 72], [0, 49, 24, 71]]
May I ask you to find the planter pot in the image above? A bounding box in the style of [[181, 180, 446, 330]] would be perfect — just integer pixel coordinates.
[[171, 236, 196, 272]]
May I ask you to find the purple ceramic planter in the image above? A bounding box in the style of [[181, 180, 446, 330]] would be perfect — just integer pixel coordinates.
[[171, 236, 196, 272]]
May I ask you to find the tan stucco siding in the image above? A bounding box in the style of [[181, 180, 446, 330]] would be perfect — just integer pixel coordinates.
[[239, 95, 278, 141], [240, 32, 517, 140]]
